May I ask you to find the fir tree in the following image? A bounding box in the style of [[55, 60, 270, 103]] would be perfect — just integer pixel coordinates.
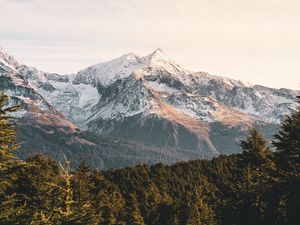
[[0, 93, 26, 225], [231, 129, 278, 225], [272, 96, 300, 225], [140, 182, 161, 224], [0, 93, 20, 162], [185, 188, 216, 225], [240, 128, 271, 167], [126, 193, 146, 225], [273, 96, 300, 174], [72, 161, 94, 211]]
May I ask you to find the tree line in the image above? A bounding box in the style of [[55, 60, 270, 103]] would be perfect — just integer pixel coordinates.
[[0, 92, 299, 225]]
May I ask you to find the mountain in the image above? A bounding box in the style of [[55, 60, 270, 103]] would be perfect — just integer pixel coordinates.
[[0, 47, 298, 167], [0, 47, 77, 130], [0, 47, 197, 169]]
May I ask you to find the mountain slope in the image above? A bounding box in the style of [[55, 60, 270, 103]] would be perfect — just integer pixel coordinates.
[[1, 47, 298, 165], [1, 48, 195, 169], [73, 49, 297, 155], [17, 119, 198, 169]]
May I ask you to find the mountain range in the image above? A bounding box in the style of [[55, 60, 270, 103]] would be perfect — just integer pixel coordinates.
[[0, 47, 298, 169]]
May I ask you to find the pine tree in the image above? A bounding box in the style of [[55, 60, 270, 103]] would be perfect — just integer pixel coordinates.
[[240, 128, 271, 167], [13, 154, 64, 224], [273, 96, 300, 174], [186, 192, 201, 225], [88, 171, 105, 223], [95, 190, 126, 225], [185, 188, 216, 225], [126, 193, 146, 225], [272, 96, 300, 225], [240, 128, 277, 187], [140, 182, 162, 224], [40, 160, 97, 225], [72, 161, 94, 210], [89, 169, 127, 225], [231, 165, 262, 225], [231, 129, 277, 225], [0, 93, 26, 224], [0, 92, 20, 163], [151, 201, 174, 225]]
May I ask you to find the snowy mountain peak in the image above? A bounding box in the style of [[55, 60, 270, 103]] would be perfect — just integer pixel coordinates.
[[73, 49, 185, 87], [0, 47, 20, 71], [143, 48, 185, 74], [149, 48, 165, 58], [146, 48, 171, 63], [120, 52, 139, 60]]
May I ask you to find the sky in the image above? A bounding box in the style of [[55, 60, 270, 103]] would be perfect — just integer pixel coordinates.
[[0, 0, 299, 89]]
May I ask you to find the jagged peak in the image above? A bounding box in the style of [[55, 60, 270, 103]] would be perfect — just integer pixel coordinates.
[[151, 48, 165, 56], [0, 46, 6, 53], [74, 48, 186, 86], [146, 48, 169, 62], [117, 48, 167, 62], [119, 52, 140, 60], [143, 48, 185, 74], [0, 46, 20, 70]]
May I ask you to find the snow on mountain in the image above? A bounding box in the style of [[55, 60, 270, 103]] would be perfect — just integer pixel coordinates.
[[2, 46, 297, 126], [10, 48, 186, 126], [73, 48, 185, 87], [72, 48, 297, 124], [1, 46, 298, 158], [0, 49, 78, 130], [15, 64, 99, 124], [0, 47, 19, 72], [72, 49, 297, 156]]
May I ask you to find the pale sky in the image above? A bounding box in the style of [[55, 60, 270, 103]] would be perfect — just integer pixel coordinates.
[[0, 0, 299, 89]]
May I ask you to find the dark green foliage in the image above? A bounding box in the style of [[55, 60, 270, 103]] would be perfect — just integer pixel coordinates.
[[184, 187, 216, 225], [0, 93, 300, 224], [273, 96, 300, 172], [272, 96, 300, 225], [0, 93, 25, 224], [125, 193, 146, 225], [0, 92, 20, 162]]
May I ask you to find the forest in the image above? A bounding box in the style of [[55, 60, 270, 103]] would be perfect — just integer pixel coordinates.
[[0, 92, 299, 225]]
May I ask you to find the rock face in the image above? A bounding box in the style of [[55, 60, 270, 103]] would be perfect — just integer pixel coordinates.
[[0, 47, 298, 165], [0, 48, 77, 130]]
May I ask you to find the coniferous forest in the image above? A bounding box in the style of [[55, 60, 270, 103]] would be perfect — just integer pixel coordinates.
[[0, 92, 300, 225]]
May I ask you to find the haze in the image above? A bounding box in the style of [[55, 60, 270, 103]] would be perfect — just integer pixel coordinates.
[[0, 0, 299, 89]]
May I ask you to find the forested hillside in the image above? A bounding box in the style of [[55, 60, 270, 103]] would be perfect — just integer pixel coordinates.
[[0, 92, 299, 225]]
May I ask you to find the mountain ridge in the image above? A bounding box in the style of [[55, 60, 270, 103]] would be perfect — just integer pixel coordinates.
[[0, 46, 298, 166]]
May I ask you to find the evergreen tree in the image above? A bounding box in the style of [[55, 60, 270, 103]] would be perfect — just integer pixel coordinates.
[[88, 171, 105, 223], [0, 93, 20, 163], [152, 202, 176, 225], [231, 129, 278, 225], [0, 93, 26, 225], [72, 161, 95, 213], [240, 128, 271, 166], [272, 96, 300, 225], [126, 193, 146, 225], [231, 165, 262, 225], [140, 182, 161, 224], [273, 96, 300, 174], [38, 160, 97, 225], [240, 128, 277, 187], [99, 191, 126, 225], [14, 154, 63, 224], [185, 188, 216, 225]]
